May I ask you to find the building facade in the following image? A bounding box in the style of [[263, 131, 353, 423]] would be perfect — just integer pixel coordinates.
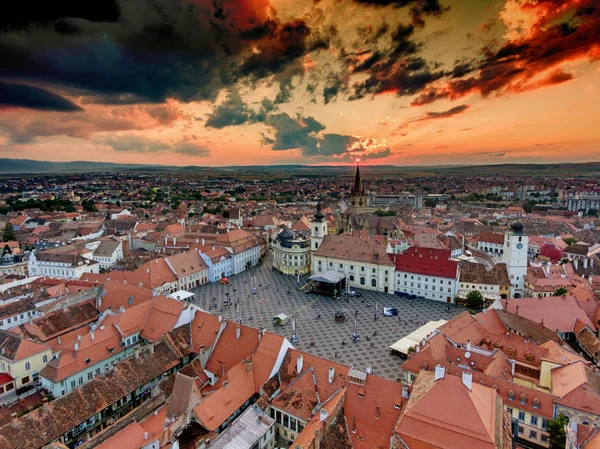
[[502, 222, 529, 298], [271, 228, 311, 276]]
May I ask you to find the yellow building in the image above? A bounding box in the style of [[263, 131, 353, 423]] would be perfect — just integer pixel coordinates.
[[0, 330, 52, 390]]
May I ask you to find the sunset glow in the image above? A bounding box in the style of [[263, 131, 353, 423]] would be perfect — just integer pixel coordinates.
[[0, 0, 598, 166]]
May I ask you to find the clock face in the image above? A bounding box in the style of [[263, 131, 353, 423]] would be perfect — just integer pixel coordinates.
[[516, 243, 523, 249]]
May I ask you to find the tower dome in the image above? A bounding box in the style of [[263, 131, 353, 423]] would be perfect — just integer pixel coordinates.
[[511, 221, 524, 234]]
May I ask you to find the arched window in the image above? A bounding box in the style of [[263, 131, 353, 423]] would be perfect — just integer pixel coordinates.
[[360, 277, 365, 285], [371, 279, 377, 287], [349, 275, 354, 281]]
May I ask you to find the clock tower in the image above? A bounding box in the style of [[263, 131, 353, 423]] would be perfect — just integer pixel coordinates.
[[311, 203, 327, 251], [502, 221, 528, 298]]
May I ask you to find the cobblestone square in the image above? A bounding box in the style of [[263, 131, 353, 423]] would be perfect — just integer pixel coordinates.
[[192, 255, 463, 380]]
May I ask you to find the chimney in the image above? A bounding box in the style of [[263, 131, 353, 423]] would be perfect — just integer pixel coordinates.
[[434, 365, 445, 381], [202, 238, 205, 245], [74, 342, 79, 352], [320, 408, 328, 422], [57, 336, 61, 344], [173, 236, 177, 245], [352, 416, 357, 434], [90, 332, 94, 341], [376, 404, 380, 420], [77, 334, 82, 341], [236, 325, 241, 340], [462, 371, 473, 391], [466, 340, 471, 351], [297, 355, 304, 374], [144, 432, 149, 441], [516, 305, 519, 316], [328, 367, 335, 384], [148, 344, 155, 354]]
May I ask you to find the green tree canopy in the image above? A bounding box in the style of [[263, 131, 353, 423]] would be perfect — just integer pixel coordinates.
[[553, 287, 569, 296], [547, 414, 568, 449], [466, 290, 485, 309], [2, 222, 16, 242]]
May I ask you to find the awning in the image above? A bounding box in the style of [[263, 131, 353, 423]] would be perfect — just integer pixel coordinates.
[[389, 319, 447, 354], [309, 270, 346, 284]]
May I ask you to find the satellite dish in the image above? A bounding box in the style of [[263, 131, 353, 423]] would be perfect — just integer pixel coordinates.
[[465, 351, 471, 359]]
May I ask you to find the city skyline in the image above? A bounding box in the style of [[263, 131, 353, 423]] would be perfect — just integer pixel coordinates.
[[1, 0, 599, 167]]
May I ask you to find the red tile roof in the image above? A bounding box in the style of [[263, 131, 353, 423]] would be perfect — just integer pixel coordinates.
[[393, 247, 458, 278]]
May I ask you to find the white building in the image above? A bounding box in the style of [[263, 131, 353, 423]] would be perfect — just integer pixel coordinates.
[[271, 228, 311, 276], [28, 251, 100, 280], [199, 247, 234, 282], [476, 232, 505, 256], [89, 238, 124, 270], [392, 247, 460, 302], [215, 229, 261, 275], [312, 234, 395, 294], [502, 221, 529, 298]]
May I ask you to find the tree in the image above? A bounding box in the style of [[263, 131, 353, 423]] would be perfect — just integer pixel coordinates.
[[222, 209, 230, 218], [2, 222, 16, 242], [547, 414, 568, 449], [522, 201, 536, 214], [587, 208, 599, 217], [553, 287, 569, 296], [563, 237, 577, 246], [466, 290, 485, 309], [424, 198, 438, 208]]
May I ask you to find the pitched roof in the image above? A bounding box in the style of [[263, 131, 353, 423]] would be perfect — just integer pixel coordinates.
[[393, 247, 458, 278], [0, 330, 49, 362], [314, 234, 394, 266], [395, 371, 508, 449]]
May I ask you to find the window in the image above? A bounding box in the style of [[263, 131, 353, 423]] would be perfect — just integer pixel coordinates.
[[95, 368, 101, 375], [88, 372, 93, 380], [529, 430, 537, 439], [25, 362, 30, 370], [71, 381, 76, 389], [542, 419, 548, 430], [531, 415, 538, 426], [520, 396, 527, 405], [360, 277, 365, 285], [350, 265, 354, 270], [371, 279, 377, 287], [22, 376, 30, 384], [43, 355, 47, 363], [518, 411, 525, 422], [339, 264, 343, 268], [79, 377, 84, 385], [541, 435, 549, 443], [518, 426, 524, 434], [349, 275, 354, 281], [506, 407, 513, 415]]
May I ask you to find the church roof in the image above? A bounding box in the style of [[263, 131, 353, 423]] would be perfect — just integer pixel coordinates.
[[351, 163, 364, 196]]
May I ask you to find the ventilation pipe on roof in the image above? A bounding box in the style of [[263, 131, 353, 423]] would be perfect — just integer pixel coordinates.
[[328, 367, 335, 384], [462, 371, 473, 391], [144, 432, 149, 441], [516, 305, 519, 316], [352, 416, 357, 434], [74, 342, 79, 352], [90, 332, 94, 341], [173, 237, 177, 246], [376, 404, 380, 420], [466, 340, 471, 351], [236, 325, 241, 340], [297, 355, 304, 374], [202, 239, 205, 246]]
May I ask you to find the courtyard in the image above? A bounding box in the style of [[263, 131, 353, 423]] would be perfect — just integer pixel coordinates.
[[191, 254, 463, 381]]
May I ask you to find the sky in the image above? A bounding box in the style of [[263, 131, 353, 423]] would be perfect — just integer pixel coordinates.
[[0, 0, 599, 167]]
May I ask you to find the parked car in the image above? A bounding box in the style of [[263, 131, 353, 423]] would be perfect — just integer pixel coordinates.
[[348, 290, 362, 297]]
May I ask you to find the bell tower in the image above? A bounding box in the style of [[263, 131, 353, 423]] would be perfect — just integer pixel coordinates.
[[311, 203, 327, 251], [502, 221, 528, 298], [349, 161, 369, 215]]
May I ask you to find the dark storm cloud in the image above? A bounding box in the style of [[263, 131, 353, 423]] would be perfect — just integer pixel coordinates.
[[0, 82, 83, 111], [0, 0, 327, 108], [205, 90, 257, 129], [416, 104, 469, 120], [204, 90, 278, 129], [261, 112, 391, 160], [410, 0, 600, 106], [352, 0, 448, 27]]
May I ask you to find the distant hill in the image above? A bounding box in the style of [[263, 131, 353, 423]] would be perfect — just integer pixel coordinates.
[[0, 158, 599, 177]]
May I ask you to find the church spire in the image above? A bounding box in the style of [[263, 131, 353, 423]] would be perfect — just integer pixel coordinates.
[[352, 160, 363, 196]]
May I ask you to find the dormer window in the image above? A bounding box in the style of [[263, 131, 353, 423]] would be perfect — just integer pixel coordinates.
[[533, 400, 540, 409], [508, 391, 515, 401], [85, 357, 91, 364], [520, 395, 527, 405]]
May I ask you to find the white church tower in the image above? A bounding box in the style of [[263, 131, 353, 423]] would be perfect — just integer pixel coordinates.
[[311, 203, 327, 251], [502, 221, 528, 298]]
